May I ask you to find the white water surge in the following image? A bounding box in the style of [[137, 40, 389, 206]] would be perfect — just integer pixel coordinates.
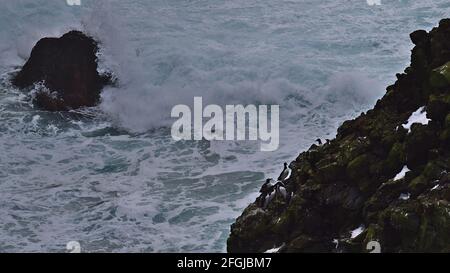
[[0, 0, 449, 252]]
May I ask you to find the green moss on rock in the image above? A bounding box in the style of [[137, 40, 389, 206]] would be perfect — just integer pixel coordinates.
[[384, 142, 406, 175], [228, 20, 450, 254], [445, 113, 450, 128], [347, 154, 370, 181], [430, 61, 450, 88]]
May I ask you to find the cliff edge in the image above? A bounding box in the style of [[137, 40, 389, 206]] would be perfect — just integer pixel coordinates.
[[227, 19, 450, 253]]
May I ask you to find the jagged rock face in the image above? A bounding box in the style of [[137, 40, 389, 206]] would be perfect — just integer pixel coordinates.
[[12, 31, 110, 111], [228, 19, 450, 253]]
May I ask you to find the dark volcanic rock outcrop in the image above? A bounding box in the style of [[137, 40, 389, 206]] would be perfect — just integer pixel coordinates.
[[12, 31, 110, 111], [228, 19, 450, 253]]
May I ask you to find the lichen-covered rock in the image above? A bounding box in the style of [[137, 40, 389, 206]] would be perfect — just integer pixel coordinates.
[[227, 19, 450, 253], [430, 62, 450, 88]]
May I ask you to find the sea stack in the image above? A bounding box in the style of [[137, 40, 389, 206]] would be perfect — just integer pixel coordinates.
[[227, 19, 450, 253], [12, 30, 111, 111]]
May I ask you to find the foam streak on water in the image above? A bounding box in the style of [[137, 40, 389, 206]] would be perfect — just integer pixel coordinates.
[[0, 0, 449, 252]]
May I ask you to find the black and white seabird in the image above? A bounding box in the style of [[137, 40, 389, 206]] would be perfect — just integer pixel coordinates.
[[259, 178, 274, 194], [315, 138, 322, 145], [259, 178, 275, 208], [259, 178, 293, 209], [277, 162, 292, 182], [274, 182, 288, 201], [263, 190, 276, 209]]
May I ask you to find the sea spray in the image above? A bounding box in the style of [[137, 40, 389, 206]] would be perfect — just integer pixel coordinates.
[[171, 97, 280, 151], [0, 0, 448, 253]]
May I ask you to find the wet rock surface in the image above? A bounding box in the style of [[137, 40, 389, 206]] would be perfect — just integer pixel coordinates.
[[12, 31, 111, 111], [228, 19, 450, 253]]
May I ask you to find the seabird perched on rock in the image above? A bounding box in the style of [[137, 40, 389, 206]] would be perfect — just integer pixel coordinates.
[[264, 181, 292, 209], [274, 182, 289, 202], [263, 190, 276, 209], [258, 179, 292, 209], [277, 162, 292, 182], [259, 178, 274, 193], [315, 138, 322, 145], [258, 178, 275, 208]]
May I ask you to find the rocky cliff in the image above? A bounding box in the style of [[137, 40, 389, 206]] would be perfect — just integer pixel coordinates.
[[227, 19, 450, 253]]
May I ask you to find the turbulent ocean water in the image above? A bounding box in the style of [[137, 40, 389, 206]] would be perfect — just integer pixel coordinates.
[[0, 0, 449, 252]]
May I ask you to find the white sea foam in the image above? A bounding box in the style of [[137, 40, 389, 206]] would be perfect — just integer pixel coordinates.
[[0, 0, 449, 253]]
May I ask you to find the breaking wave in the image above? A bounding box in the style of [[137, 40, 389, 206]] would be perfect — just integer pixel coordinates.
[[0, 0, 449, 252]]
